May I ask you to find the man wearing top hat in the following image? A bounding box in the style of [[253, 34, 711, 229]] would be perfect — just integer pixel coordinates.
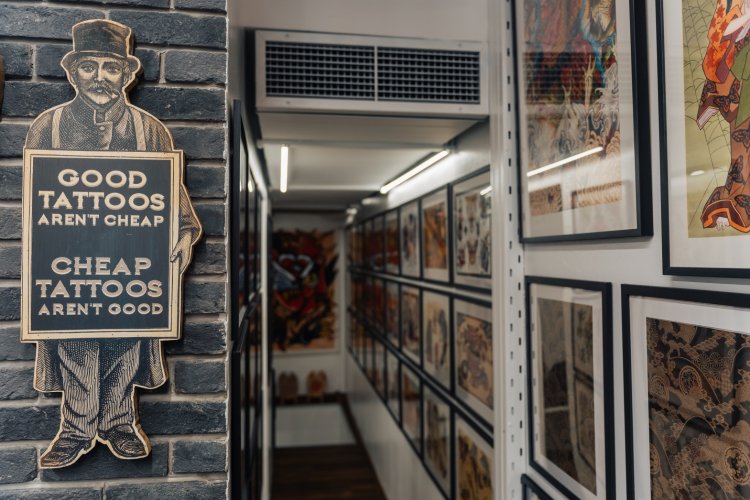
[[25, 19, 201, 468]]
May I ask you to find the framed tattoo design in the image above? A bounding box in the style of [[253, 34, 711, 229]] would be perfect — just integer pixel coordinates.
[[373, 336, 386, 400], [386, 348, 401, 422], [526, 276, 614, 500], [453, 297, 493, 426], [401, 285, 422, 364], [421, 188, 450, 282], [452, 167, 492, 292], [401, 363, 422, 454], [385, 209, 400, 275], [514, 0, 651, 242], [521, 474, 554, 500], [372, 214, 385, 272], [400, 200, 421, 278], [658, 2, 750, 277], [422, 290, 451, 389], [423, 383, 452, 497], [385, 280, 400, 348], [455, 413, 494, 500], [622, 285, 750, 499]]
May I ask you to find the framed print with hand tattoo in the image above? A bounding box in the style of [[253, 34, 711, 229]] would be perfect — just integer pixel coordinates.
[[514, 0, 651, 242], [658, 1, 750, 277]]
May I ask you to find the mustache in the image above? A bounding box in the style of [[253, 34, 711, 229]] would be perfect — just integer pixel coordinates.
[[86, 82, 120, 97]]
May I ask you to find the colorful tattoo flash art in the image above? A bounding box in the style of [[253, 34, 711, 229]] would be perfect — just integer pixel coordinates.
[[400, 201, 421, 278], [688, 0, 750, 236], [386, 281, 400, 347], [647, 318, 750, 498], [372, 216, 385, 271], [386, 350, 400, 419], [401, 286, 421, 362], [421, 189, 449, 282], [454, 299, 493, 422], [386, 211, 400, 274], [424, 386, 450, 493], [373, 339, 385, 398], [423, 291, 450, 388], [454, 172, 491, 279], [456, 417, 494, 500], [373, 279, 385, 332], [402, 366, 422, 449]]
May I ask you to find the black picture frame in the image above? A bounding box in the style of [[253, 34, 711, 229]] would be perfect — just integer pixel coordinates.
[[401, 283, 423, 366], [230, 100, 249, 341], [384, 279, 401, 350], [400, 198, 422, 279], [512, 0, 652, 243], [452, 295, 493, 430], [450, 166, 492, 293], [420, 186, 452, 285], [521, 474, 554, 500], [621, 284, 750, 499], [230, 322, 249, 499], [421, 289, 452, 392], [525, 276, 614, 500], [400, 362, 423, 457], [453, 405, 494, 500], [385, 208, 401, 276], [422, 380, 453, 499], [385, 343, 401, 424]]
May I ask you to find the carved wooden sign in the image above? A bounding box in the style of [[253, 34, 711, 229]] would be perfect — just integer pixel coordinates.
[[21, 19, 202, 469]]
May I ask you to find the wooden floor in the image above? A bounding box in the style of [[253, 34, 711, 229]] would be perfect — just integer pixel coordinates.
[[272, 445, 387, 500]]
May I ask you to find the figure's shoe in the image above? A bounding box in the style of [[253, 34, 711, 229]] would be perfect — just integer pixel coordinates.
[[39, 437, 93, 469], [100, 424, 148, 459]]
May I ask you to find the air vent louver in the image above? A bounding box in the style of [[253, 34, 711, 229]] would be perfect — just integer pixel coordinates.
[[377, 47, 481, 104], [265, 41, 375, 100]]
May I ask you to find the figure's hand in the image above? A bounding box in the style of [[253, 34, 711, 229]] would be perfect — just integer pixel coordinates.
[[716, 216, 730, 231], [170, 235, 193, 273]]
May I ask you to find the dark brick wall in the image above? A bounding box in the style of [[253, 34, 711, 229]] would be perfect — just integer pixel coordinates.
[[0, 0, 229, 496]]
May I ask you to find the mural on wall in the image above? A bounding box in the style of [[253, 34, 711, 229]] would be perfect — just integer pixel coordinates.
[[647, 318, 750, 498], [21, 19, 202, 468], [271, 229, 338, 353]]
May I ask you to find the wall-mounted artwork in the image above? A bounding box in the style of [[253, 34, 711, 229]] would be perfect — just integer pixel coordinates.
[[514, 0, 651, 242], [372, 215, 385, 272], [386, 210, 400, 274], [423, 385, 451, 496], [658, 1, 750, 277], [271, 229, 338, 353], [386, 349, 400, 421], [623, 285, 750, 499], [373, 338, 385, 399], [452, 168, 491, 291], [527, 277, 613, 499], [421, 188, 450, 282], [400, 200, 421, 278], [456, 415, 494, 500], [386, 281, 400, 347], [454, 298, 493, 425], [402, 365, 422, 453], [521, 474, 554, 500], [422, 291, 451, 389], [401, 286, 422, 363]]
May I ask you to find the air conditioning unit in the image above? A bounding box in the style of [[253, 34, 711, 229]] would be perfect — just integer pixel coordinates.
[[255, 30, 488, 119]]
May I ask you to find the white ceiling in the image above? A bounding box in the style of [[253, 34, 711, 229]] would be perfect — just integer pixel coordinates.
[[258, 113, 480, 210]]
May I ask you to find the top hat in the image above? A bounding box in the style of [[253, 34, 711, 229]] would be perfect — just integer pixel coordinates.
[[61, 20, 141, 75]]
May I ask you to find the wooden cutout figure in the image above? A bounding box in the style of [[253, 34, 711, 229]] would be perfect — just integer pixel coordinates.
[[22, 19, 202, 468], [306, 370, 327, 401]]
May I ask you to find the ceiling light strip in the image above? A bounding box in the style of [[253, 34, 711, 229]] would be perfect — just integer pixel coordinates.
[[380, 149, 451, 195], [280, 145, 289, 193]]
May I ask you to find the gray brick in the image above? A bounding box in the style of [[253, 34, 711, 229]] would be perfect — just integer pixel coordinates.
[[130, 87, 225, 122], [174, 360, 225, 393], [0, 5, 104, 41], [184, 280, 225, 314], [0, 124, 28, 159], [0, 405, 60, 441], [166, 318, 226, 355], [1, 81, 74, 118], [110, 11, 226, 49], [106, 481, 226, 500], [0, 448, 37, 485], [41, 443, 168, 481], [0, 206, 22, 239], [0, 324, 35, 361], [173, 441, 226, 473], [0, 165, 21, 200], [140, 401, 226, 434], [172, 127, 225, 160], [0, 286, 20, 321], [191, 240, 226, 274], [0, 244, 21, 278], [194, 202, 225, 236], [35, 44, 68, 79], [0, 488, 101, 500], [186, 165, 226, 198], [0, 43, 32, 78], [165, 51, 226, 83], [135, 48, 161, 82], [0, 366, 36, 400], [55, 0, 168, 8], [175, 0, 226, 12]]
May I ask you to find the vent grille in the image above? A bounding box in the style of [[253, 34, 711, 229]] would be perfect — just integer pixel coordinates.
[[377, 47, 481, 103], [264, 40, 481, 105], [265, 41, 375, 100]]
